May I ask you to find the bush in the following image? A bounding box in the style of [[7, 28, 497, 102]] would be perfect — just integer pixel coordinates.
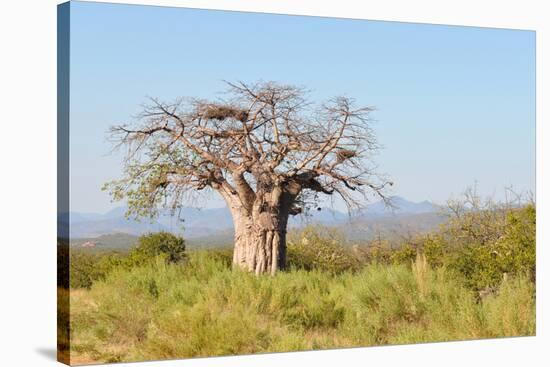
[[422, 236, 447, 267], [390, 244, 417, 265], [69, 232, 187, 289], [70, 252, 103, 289], [287, 225, 360, 274], [446, 205, 535, 290], [126, 232, 186, 267], [353, 242, 393, 265]]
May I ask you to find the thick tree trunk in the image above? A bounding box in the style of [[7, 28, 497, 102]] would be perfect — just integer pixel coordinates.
[[218, 182, 297, 275], [231, 210, 289, 275]]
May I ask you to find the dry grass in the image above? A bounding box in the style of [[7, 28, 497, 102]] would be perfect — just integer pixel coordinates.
[[66, 252, 535, 364]]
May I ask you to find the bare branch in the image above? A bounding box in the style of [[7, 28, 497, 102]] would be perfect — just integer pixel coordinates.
[[105, 81, 390, 218]]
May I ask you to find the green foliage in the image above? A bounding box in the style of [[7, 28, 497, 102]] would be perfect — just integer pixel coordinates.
[[422, 236, 447, 267], [69, 232, 186, 289], [96, 253, 125, 275], [127, 231, 187, 266], [69, 252, 535, 363], [287, 225, 359, 274], [445, 205, 536, 290], [70, 252, 103, 289], [352, 240, 393, 264], [69, 251, 124, 289], [68, 203, 535, 294], [102, 145, 197, 220], [499, 205, 536, 276], [390, 244, 417, 265], [66, 189, 536, 363], [205, 247, 234, 267], [360, 202, 536, 292]]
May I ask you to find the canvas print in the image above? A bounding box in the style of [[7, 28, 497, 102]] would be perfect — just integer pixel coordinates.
[[57, 1, 536, 365]]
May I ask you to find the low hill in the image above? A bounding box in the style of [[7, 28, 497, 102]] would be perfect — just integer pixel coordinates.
[[70, 233, 138, 251], [65, 196, 446, 249], [61, 196, 440, 238]]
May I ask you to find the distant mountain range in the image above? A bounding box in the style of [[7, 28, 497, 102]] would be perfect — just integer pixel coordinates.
[[61, 196, 445, 247]]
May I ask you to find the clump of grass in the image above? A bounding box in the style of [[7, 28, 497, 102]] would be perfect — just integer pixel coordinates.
[[481, 275, 536, 336]]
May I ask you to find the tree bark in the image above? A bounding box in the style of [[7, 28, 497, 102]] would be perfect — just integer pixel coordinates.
[[232, 211, 288, 275], [233, 224, 286, 275], [226, 192, 290, 275], [218, 182, 295, 275]]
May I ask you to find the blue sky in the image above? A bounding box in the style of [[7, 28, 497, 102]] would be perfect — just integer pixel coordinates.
[[67, 1, 535, 213]]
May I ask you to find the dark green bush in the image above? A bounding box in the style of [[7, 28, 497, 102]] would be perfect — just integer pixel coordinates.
[[70, 251, 102, 289], [126, 231, 186, 267]]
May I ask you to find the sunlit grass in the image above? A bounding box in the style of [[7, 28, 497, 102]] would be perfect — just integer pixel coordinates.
[[68, 252, 535, 364]]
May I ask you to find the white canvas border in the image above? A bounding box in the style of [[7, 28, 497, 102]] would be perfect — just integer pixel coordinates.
[[0, 0, 546, 366]]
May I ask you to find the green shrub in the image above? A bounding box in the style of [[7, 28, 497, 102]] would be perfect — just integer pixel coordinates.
[[422, 236, 447, 267], [69, 232, 186, 289], [70, 252, 102, 289], [446, 205, 535, 290], [353, 241, 393, 265], [389, 244, 417, 265], [127, 232, 186, 266], [96, 252, 125, 275], [287, 225, 360, 274]]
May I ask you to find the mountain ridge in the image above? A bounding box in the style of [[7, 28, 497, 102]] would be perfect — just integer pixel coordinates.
[[61, 196, 441, 239]]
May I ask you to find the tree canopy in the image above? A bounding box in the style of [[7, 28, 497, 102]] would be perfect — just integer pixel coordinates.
[[104, 81, 391, 219]]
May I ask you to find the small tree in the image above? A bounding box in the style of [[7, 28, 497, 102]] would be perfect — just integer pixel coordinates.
[[105, 81, 390, 274]]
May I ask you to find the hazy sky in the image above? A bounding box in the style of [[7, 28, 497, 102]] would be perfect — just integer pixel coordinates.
[[68, 1, 535, 213]]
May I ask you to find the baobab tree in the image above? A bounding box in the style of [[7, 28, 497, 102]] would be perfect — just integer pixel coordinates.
[[105, 81, 391, 274]]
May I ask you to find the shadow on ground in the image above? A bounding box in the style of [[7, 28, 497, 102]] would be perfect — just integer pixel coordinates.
[[36, 347, 57, 361]]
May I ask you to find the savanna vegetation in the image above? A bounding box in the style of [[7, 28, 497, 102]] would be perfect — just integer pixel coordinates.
[[60, 192, 536, 365]]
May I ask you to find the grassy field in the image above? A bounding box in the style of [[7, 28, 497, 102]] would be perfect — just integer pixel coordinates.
[[61, 202, 536, 364], [67, 251, 535, 364]]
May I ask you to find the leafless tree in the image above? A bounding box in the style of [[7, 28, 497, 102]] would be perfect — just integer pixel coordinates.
[[105, 81, 391, 274]]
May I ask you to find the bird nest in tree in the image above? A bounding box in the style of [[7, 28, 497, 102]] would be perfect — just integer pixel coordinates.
[[336, 149, 357, 162], [203, 104, 249, 122]]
